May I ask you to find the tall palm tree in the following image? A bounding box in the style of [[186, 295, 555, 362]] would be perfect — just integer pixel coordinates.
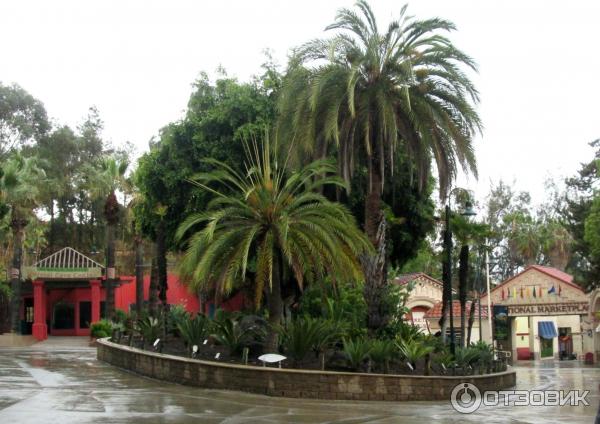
[[176, 138, 372, 351], [278, 1, 481, 329], [90, 156, 128, 320], [0, 153, 44, 332]]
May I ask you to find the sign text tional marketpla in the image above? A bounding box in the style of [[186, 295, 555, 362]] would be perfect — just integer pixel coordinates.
[[506, 302, 589, 316]]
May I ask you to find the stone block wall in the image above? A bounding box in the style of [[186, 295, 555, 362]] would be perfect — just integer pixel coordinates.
[[97, 339, 516, 401]]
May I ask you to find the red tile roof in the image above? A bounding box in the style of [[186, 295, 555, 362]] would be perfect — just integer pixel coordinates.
[[424, 300, 489, 319], [528, 265, 573, 284]]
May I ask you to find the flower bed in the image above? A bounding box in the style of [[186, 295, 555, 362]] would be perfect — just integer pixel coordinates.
[[97, 338, 516, 401]]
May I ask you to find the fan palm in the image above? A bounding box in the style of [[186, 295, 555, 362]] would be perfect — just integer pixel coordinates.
[[88, 156, 128, 320], [0, 153, 45, 332], [278, 1, 481, 329], [176, 137, 372, 351]]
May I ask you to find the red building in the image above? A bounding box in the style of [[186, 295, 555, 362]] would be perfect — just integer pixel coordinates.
[[20, 247, 204, 341]]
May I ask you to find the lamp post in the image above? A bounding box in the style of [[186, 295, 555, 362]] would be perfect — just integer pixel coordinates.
[[444, 190, 476, 355]]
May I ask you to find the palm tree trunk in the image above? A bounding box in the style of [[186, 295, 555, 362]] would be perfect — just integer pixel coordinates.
[[265, 252, 283, 352], [105, 222, 116, 320], [459, 245, 469, 348], [10, 218, 25, 333], [134, 234, 144, 316], [148, 256, 158, 318], [104, 191, 119, 321], [156, 220, 167, 310], [466, 295, 477, 345], [363, 152, 387, 331]]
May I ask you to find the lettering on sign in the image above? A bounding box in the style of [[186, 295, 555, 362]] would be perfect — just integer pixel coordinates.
[[506, 303, 589, 316]]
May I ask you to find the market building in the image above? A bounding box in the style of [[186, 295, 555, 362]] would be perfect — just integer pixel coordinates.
[[482, 265, 592, 361], [424, 299, 491, 344]]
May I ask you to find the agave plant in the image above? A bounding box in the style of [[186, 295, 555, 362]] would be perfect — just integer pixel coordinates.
[[453, 347, 482, 374], [212, 315, 264, 356], [177, 314, 210, 352], [433, 350, 456, 374], [278, 317, 325, 364], [137, 317, 161, 349], [369, 339, 396, 373], [470, 341, 494, 373], [394, 322, 422, 344], [343, 338, 372, 371], [397, 339, 434, 372]]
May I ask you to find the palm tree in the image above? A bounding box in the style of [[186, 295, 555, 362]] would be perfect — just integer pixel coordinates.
[[90, 156, 128, 320], [278, 1, 481, 329], [0, 153, 44, 332], [176, 137, 372, 351]]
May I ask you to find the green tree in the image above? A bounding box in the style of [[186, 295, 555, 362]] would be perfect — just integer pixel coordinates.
[[278, 1, 481, 329], [134, 70, 280, 306], [0, 153, 45, 332], [564, 139, 600, 289], [176, 138, 372, 351], [0, 82, 50, 158]]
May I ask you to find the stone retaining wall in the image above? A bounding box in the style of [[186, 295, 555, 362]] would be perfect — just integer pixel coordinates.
[[97, 338, 516, 401]]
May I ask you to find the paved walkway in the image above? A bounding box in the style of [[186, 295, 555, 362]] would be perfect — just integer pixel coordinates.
[[0, 338, 598, 423]]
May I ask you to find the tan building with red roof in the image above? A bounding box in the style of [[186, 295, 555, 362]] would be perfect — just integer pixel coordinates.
[[481, 265, 593, 361], [394, 273, 444, 333]]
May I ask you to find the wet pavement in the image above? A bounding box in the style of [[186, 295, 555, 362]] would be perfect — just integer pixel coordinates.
[[0, 337, 598, 423]]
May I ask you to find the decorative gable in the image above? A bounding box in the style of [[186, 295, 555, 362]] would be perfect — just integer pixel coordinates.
[[23, 247, 104, 280], [484, 266, 589, 316]]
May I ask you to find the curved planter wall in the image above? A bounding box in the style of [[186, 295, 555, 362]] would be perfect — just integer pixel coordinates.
[[97, 339, 516, 401]]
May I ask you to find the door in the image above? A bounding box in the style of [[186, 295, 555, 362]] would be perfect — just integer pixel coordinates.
[[52, 302, 75, 331]]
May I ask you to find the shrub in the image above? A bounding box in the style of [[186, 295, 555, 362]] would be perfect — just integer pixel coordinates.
[[168, 304, 190, 334], [212, 314, 263, 356], [90, 319, 112, 338], [453, 347, 482, 372], [397, 338, 434, 371], [137, 317, 161, 347], [278, 317, 323, 363], [113, 309, 127, 324], [369, 339, 396, 373], [298, 281, 367, 339], [433, 350, 455, 372], [278, 317, 338, 363], [342, 338, 372, 371], [177, 314, 210, 350], [380, 320, 422, 342], [470, 340, 494, 373]]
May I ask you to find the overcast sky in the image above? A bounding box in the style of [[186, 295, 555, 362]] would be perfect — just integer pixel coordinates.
[[1, 0, 599, 205]]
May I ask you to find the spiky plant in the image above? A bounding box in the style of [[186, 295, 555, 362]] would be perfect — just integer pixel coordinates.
[[176, 136, 372, 351], [278, 0, 481, 330], [343, 338, 372, 371], [397, 338, 434, 371]]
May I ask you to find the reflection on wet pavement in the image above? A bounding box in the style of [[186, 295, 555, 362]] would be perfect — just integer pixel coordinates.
[[0, 337, 598, 423]]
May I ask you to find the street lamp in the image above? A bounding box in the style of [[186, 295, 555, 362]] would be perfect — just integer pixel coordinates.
[[444, 191, 476, 355]]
